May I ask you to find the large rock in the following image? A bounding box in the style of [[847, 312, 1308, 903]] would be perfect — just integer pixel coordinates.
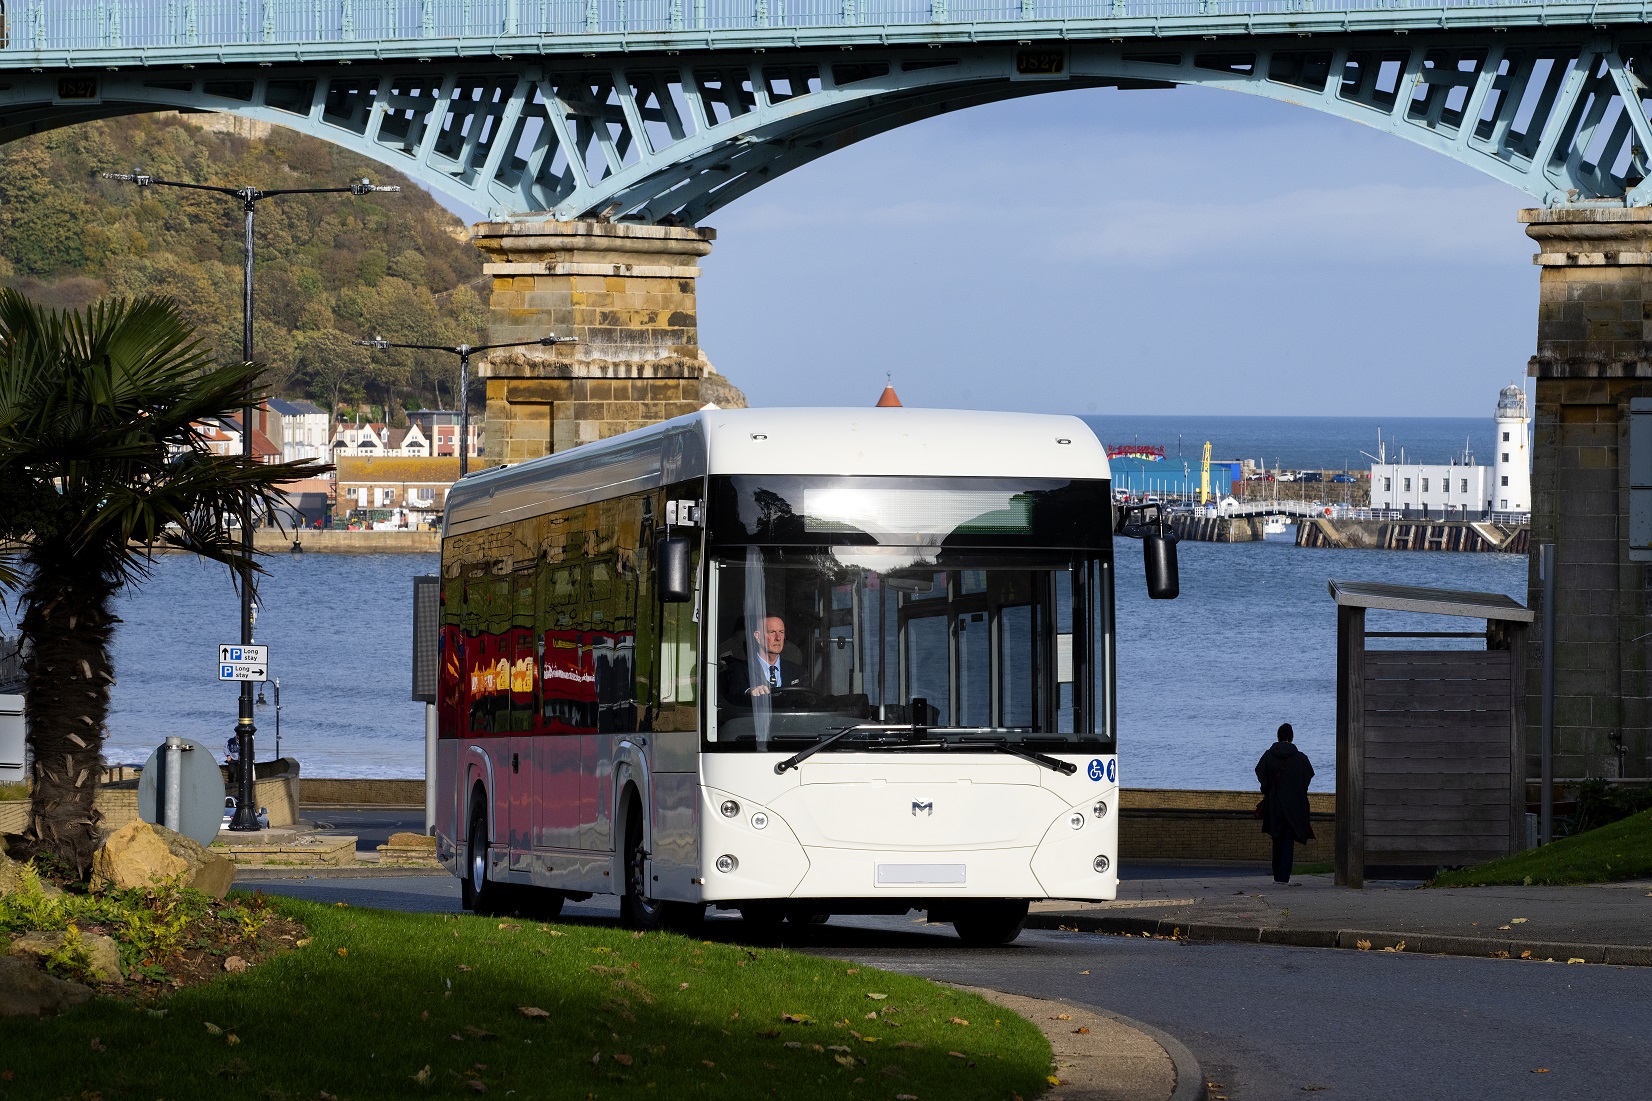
[[0, 956, 92, 1017], [8, 930, 124, 984], [91, 819, 234, 898]]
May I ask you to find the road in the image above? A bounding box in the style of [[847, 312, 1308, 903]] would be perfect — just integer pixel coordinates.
[[251, 873, 1652, 1100]]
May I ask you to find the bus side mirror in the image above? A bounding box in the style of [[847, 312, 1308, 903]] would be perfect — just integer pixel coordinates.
[[1143, 529, 1179, 600], [658, 536, 693, 603]]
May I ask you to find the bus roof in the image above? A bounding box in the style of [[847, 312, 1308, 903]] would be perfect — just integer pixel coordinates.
[[444, 408, 1109, 537]]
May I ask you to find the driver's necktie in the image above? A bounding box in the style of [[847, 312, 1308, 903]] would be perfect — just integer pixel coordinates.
[[769, 664, 779, 688]]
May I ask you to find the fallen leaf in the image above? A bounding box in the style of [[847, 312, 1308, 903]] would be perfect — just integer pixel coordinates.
[[1382, 941, 1406, 953], [1047, 1076, 1061, 1086], [1532, 1068, 1549, 1074], [701, 1059, 715, 1069], [832, 1054, 856, 1068], [203, 1022, 223, 1036], [226, 1033, 240, 1046], [679, 983, 690, 990], [457, 964, 473, 972], [893, 1041, 922, 1050], [948, 1051, 967, 1059], [412, 1065, 431, 1085], [223, 956, 248, 974], [335, 902, 349, 908], [806, 1044, 824, 1053], [468, 1080, 487, 1094], [590, 1053, 601, 1066], [828, 1045, 851, 1053], [1510, 918, 1528, 925], [781, 1012, 814, 1024], [498, 923, 520, 931], [896, 1095, 918, 1100], [783, 1042, 801, 1050], [298, 937, 316, 947], [519, 1006, 549, 1019], [1078, 970, 1090, 975], [320, 1092, 336, 1100], [845, 968, 859, 974], [89, 1037, 105, 1053], [1520, 950, 1532, 959], [1074, 1027, 1090, 1035], [337, 948, 348, 958], [1498, 925, 1511, 931], [866, 993, 888, 1001], [1355, 939, 1372, 951], [949, 1017, 969, 1026], [462, 1027, 498, 1041], [1567, 958, 1586, 965], [865, 1011, 878, 1020], [1055, 1014, 1072, 1021], [613, 1054, 634, 1066]]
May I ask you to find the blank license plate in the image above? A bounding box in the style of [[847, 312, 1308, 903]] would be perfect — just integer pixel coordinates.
[[875, 863, 966, 886]]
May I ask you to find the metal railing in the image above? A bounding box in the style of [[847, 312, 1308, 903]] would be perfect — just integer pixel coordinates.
[[0, 0, 1567, 50]]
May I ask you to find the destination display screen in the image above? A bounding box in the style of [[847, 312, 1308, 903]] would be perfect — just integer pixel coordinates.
[[706, 476, 1111, 549]]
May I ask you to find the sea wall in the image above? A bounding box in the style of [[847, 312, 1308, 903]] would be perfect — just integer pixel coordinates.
[[1297, 517, 1528, 553], [252, 530, 438, 554], [1167, 515, 1266, 543], [1120, 787, 1336, 864]]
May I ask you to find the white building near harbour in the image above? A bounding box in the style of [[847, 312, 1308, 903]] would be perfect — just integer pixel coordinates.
[[1369, 385, 1531, 517]]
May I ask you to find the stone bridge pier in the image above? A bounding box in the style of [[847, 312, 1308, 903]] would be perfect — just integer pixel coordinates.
[[470, 220, 746, 463], [1522, 208, 1652, 783]]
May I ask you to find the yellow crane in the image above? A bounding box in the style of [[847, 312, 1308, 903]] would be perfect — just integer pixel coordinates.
[[1200, 441, 1212, 505]]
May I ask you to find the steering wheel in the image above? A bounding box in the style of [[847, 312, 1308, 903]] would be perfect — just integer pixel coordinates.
[[766, 686, 821, 710]]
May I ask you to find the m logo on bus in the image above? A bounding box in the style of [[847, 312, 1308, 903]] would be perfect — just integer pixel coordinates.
[[912, 800, 934, 817]]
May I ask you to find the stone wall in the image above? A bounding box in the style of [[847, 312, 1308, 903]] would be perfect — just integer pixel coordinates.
[[1521, 209, 1652, 781], [471, 220, 746, 464]]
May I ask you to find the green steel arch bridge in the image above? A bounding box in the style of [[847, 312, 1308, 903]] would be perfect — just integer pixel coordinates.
[[3, 0, 1652, 221]]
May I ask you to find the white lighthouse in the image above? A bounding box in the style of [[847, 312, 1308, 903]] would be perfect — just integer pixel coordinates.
[[1491, 384, 1530, 515]]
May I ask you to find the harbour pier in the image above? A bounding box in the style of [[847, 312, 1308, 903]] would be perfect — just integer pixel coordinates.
[[1297, 518, 1529, 553]]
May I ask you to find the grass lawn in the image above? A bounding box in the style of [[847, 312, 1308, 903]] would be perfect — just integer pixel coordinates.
[[1430, 808, 1652, 887], [0, 896, 1052, 1101]]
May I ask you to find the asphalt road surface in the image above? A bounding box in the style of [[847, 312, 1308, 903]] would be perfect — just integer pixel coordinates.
[[253, 875, 1652, 1101]]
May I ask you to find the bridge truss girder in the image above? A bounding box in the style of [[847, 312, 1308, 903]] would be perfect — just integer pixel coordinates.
[[2, 29, 1651, 220]]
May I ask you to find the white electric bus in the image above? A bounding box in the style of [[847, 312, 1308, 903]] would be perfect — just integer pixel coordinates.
[[435, 407, 1157, 944]]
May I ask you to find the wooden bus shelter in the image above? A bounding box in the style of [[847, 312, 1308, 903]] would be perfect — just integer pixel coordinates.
[[1329, 580, 1535, 887]]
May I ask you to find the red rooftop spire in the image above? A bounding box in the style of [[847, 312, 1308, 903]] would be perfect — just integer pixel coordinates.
[[875, 379, 903, 407]]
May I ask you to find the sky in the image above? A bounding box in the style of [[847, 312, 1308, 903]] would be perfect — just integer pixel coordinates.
[[444, 80, 1539, 418]]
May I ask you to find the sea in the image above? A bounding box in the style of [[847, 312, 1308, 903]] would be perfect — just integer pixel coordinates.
[[1, 415, 1527, 792]]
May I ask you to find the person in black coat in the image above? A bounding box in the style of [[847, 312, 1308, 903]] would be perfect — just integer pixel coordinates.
[[1255, 722, 1315, 883], [720, 615, 807, 704]]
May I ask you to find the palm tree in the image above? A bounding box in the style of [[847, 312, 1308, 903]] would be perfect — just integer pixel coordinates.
[[0, 289, 327, 875]]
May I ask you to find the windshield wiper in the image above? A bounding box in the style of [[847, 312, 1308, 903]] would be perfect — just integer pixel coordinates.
[[958, 738, 1078, 775], [773, 723, 916, 774]]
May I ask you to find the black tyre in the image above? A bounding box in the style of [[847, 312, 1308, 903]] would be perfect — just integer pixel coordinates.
[[462, 798, 509, 916], [951, 900, 1029, 946], [621, 801, 673, 931]]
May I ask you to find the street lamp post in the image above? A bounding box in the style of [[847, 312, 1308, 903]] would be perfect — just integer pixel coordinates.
[[352, 335, 576, 477], [101, 171, 399, 832]]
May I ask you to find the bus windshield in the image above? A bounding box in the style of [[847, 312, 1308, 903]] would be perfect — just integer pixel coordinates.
[[705, 476, 1114, 754]]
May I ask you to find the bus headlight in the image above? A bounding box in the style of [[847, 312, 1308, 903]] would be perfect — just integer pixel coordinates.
[[750, 812, 769, 830], [715, 854, 738, 873], [1093, 855, 1111, 874], [1068, 811, 1085, 830], [1093, 800, 1109, 818], [720, 800, 740, 818]]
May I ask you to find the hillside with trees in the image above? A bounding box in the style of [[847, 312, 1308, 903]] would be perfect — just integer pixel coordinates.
[[0, 113, 487, 425]]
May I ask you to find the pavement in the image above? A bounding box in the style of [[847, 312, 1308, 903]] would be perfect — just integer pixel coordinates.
[[1029, 864, 1652, 966]]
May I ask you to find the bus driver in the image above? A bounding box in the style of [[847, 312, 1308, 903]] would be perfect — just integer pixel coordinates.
[[721, 615, 807, 701]]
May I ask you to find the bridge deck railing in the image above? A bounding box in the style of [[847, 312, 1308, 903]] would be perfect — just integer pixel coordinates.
[[0, 0, 1572, 52]]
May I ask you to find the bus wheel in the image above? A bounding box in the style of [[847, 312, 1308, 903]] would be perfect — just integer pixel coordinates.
[[463, 800, 507, 917], [950, 900, 1029, 946], [621, 805, 669, 932]]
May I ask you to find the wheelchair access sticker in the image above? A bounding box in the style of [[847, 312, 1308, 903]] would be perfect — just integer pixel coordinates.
[[1087, 758, 1115, 783]]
